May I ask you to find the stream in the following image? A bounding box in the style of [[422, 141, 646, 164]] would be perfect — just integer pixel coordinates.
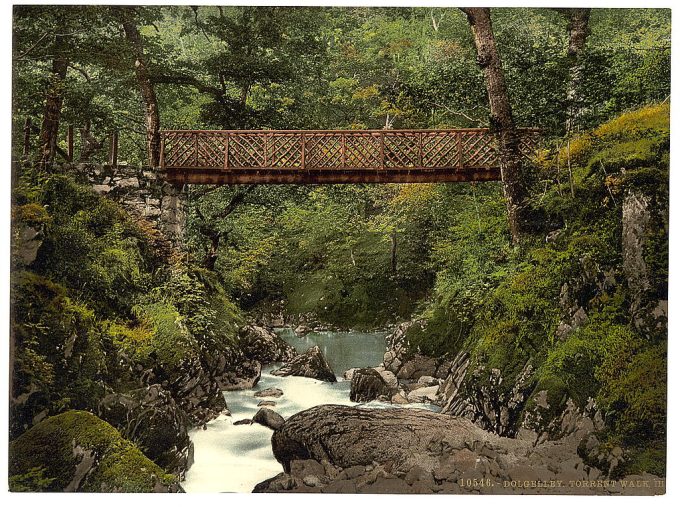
[[181, 328, 438, 493]]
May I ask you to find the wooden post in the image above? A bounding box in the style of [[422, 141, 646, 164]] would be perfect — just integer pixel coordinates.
[[159, 132, 166, 169], [109, 131, 118, 166], [66, 125, 74, 162], [22, 118, 31, 159], [418, 132, 423, 168]]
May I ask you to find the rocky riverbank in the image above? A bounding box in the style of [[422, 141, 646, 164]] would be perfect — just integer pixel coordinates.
[[254, 405, 664, 495]]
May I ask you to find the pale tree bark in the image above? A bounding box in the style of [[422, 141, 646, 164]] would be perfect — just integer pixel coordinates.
[[460, 7, 527, 243], [37, 34, 69, 169], [121, 13, 161, 167], [564, 8, 591, 135]]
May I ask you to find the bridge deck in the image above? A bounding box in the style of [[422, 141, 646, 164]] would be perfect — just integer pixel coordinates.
[[160, 128, 539, 184]]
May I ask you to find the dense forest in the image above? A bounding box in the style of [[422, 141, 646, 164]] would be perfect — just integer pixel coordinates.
[[10, 6, 669, 493]]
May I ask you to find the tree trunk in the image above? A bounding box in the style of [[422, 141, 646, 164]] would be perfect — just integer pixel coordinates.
[[460, 8, 526, 243], [37, 34, 69, 169], [564, 8, 591, 135], [122, 15, 161, 167]]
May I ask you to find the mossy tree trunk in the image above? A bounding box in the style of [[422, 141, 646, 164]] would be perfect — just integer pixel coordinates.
[[460, 7, 527, 244], [37, 34, 69, 170], [461, 7, 526, 244], [121, 12, 161, 168]]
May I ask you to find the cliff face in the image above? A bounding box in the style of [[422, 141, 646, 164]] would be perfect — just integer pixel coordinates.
[[380, 104, 669, 478]]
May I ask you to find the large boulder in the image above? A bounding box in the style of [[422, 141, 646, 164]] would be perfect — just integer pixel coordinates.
[[349, 368, 391, 402], [215, 358, 262, 391], [98, 385, 193, 479], [165, 355, 231, 426], [270, 405, 527, 474], [239, 325, 297, 364], [271, 346, 337, 383], [9, 410, 181, 492], [253, 408, 285, 430]]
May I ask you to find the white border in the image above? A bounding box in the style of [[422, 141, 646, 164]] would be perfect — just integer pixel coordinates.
[[1, 2, 676, 507]]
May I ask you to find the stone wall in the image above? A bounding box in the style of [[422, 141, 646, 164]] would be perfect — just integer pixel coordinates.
[[67, 163, 187, 246]]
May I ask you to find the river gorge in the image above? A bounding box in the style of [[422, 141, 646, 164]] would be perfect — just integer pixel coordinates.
[[182, 328, 440, 492]]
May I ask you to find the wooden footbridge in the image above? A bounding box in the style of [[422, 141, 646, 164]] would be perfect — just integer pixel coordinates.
[[159, 128, 539, 184]]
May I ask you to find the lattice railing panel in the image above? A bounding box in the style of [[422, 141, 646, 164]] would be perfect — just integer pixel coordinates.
[[164, 132, 197, 168], [196, 134, 226, 168], [229, 134, 265, 168], [269, 134, 302, 167], [461, 131, 498, 168], [422, 132, 460, 168], [345, 133, 381, 169], [384, 132, 419, 168], [305, 134, 342, 168]]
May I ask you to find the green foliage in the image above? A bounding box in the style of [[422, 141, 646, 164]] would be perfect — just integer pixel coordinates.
[[32, 175, 155, 318], [150, 264, 243, 348], [8, 467, 56, 492], [9, 410, 176, 492], [108, 301, 197, 371], [11, 271, 108, 438], [596, 341, 666, 444]]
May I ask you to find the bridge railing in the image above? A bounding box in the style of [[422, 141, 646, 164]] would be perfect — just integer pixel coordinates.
[[160, 128, 540, 172]]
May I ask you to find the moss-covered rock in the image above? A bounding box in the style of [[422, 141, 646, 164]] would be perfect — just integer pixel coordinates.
[[9, 410, 181, 492]]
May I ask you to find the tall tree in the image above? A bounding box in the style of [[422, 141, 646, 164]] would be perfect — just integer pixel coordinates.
[[459, 8, 526, 243], [119, 9, 161, 167], [564, 8, 591, 135], [37, 33, 69, 168]]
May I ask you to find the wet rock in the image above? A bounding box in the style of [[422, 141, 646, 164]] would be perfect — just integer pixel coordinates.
[[98, 384, 193, 479], [253, 407, 285, 430], [14, 225, 44, 265], [350, 368, 391, 402], [258, 400, 277, 407], [360, 477, 412, 494], [253, 472, 299, 492], [216, 358, 262, 391], [270, 405, 527, 474], [234, 419, 253, 426], [417, 375, 439, 386], [254, 387, 284, 398], [406, 385, 439, 404], [294, 324, 312, 337], [378, 370, 398, 389], [396, 354, 438, 380], [271, 346, 337, 383], [391, 393, 409, 404], [302, 475, 323, 487], [239, 325, 297, 364], [290, 459, 326, 478], [343, 368, 359, 381], [322, 479, 357, 494]]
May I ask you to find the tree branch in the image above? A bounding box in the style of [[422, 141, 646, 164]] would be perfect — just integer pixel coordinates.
[[153, 73, 226, 103]]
